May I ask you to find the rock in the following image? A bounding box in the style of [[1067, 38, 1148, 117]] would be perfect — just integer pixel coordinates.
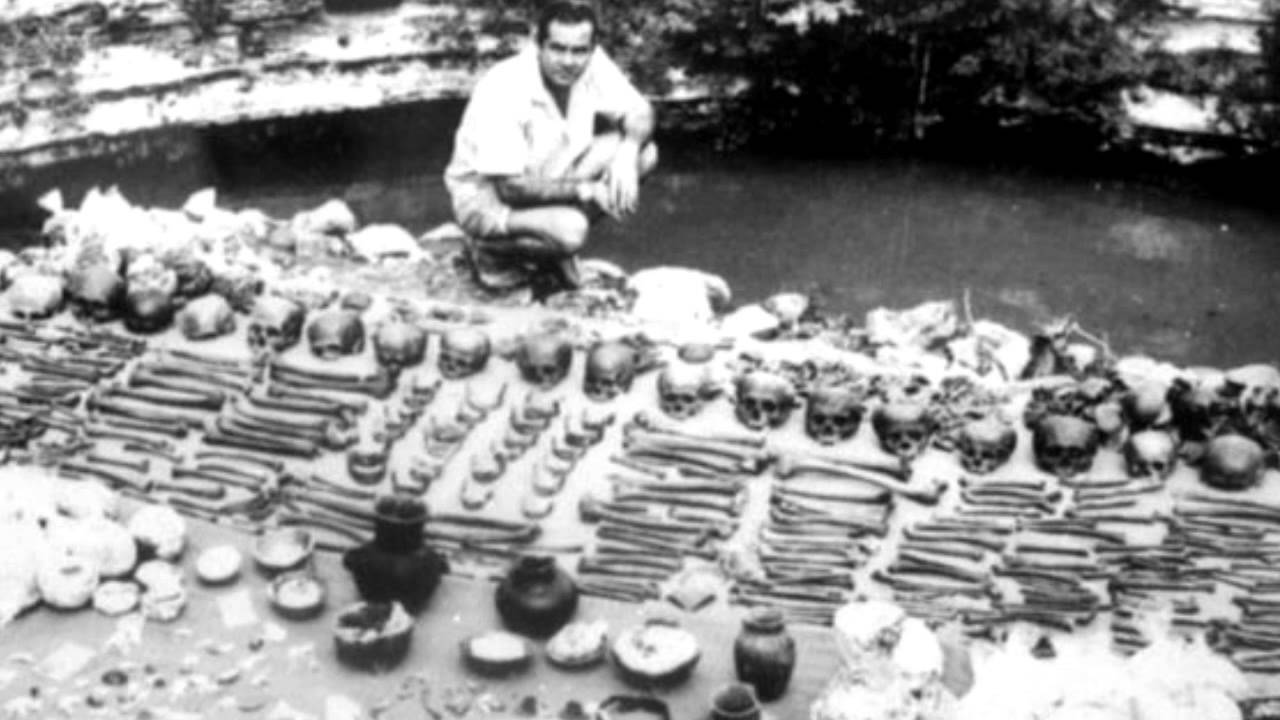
[[294, 199, 357, 238], [866, 300, 960, 351], [720, 304, 779, 339], [763, 292, 809, 325], [626, 266, 731, 339], [347, 224, 423, 263]]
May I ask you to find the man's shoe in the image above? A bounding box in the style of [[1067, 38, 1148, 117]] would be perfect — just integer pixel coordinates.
[[465, 239, 530, 293]]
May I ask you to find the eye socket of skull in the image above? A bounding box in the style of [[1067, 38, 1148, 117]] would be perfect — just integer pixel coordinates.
[[1123, 430, 1177, 479], [249, 298, 304, 353], [872, 402, 933, 457], [733, 372, 796, 429], [124, 289, 175, 334], [584, 341, 637, 399], [1032, 414, 1099, 477], [805, 386, 864, 443], [518, 334, 572, 388], [306, 310, 365, 358], [439, 328, 491, 379]]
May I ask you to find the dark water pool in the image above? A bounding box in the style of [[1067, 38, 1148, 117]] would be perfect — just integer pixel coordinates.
[[3, 102, 1279, 367]]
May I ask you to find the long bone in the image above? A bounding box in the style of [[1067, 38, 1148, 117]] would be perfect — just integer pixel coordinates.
[[88, 411, 187, 439], [87, 390, 207, 429], [608, 475, 745, 496], [774, 452, 945, 505], [85, 452, 149, 475], [581, 551, 682, 573], [122, 442, 181, 463], [612, 490, 743, 515], [630, 411, 767, 447], [768, 441, 906, 478], [622, 447, 741, 476], [595, 524, 718, 559], [193, 449, 286, 473], [137, 359, 252, 393], [245, 386, 354, 423], [772, 483, 890, 505], [61, 461, 226, 500], [218, 410, 334, 447], [82, 423, 177, 450], [625, 427, 769, 465], [768, 493, 889, 525], [263, 381, 367, 415], [174, 465, 267, 493], [270, 364, 394, 399], [127, 366, 231, 402], [580, 496, 733, 539], [204, 417, 320, 458], [228, 395, 333, 432]]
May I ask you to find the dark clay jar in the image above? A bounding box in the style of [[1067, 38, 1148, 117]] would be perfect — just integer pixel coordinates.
[[734, 607, 796, 702], [343, 495, 448, 615], [494, 555, 579, 638]]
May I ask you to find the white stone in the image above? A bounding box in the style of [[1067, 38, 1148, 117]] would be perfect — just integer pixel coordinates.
[[720, 304, 778, 339], [346, 223, 423, 263], [627, 265, 731, 338]]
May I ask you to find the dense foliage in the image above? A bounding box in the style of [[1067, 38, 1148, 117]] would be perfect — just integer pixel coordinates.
[[473, 0, 1280, 155], [601, 0, 1171, 152]]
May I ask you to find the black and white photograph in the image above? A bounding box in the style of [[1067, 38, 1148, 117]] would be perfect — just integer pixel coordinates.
[[1, 0, 1279, 718]]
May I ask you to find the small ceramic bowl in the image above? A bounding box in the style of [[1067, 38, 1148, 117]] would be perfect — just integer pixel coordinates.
[[461, 631, 533, 676], [266, 572, 326, 621], [195, 545, 243, 586], [333, 601, 414, 671], [252, 528, 314, 575]]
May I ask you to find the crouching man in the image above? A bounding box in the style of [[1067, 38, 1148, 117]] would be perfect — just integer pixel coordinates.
[[444, 0, 657, 297]]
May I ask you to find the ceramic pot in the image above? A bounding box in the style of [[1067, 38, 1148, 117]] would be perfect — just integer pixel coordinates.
[[494, 554, 578, 638], [342, 495, 448, 614], [710, 683, 762, 720], [734, 607, 797, 702]]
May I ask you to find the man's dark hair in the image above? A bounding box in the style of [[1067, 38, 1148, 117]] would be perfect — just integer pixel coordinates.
[[535, 1, 598, 45]]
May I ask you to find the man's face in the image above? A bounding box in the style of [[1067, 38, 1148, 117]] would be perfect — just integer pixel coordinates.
[[538, 21, 594, 91]]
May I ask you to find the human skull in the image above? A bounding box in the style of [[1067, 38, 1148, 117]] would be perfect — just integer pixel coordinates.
[[956, 416, 1017, 475], [804, 384, 865, 445], [170, 256, 213, 300], [373, 319, 428, 371], [1200, 434, 1265, 491], [657, 361, 714, 420], [306, 309, 365, 359], [123, 287, 176, 335], [5, 273, 64, 320], [583, 340, 638, 402], [67, 263, 124, 323], [516, 332, 573, 389], [178, 293, 236, 340], [1168, 376, 1233, 442], [1226, 364, 1280, 420], [247, 295, 306, 353], [871, 402, 935, 459], [733, 371, 796, 430], [438, 327, 491, 380], [1121, 381, 1171, 430], [1123, 429, 1178, 480], [1031, 414, 1100, 478]]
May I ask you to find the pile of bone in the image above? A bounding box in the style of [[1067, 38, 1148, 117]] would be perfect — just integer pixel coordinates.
[[0, 320, 145, 455]]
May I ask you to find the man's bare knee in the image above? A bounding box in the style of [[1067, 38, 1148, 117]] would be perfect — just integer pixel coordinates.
[[551, 209, 589, 254]]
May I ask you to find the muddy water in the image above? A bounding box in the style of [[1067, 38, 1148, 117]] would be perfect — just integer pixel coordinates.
[[3, 108, 1279, 368]]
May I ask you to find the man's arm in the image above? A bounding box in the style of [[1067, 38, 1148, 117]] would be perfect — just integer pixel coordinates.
[[493, 176, 587, 207]]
